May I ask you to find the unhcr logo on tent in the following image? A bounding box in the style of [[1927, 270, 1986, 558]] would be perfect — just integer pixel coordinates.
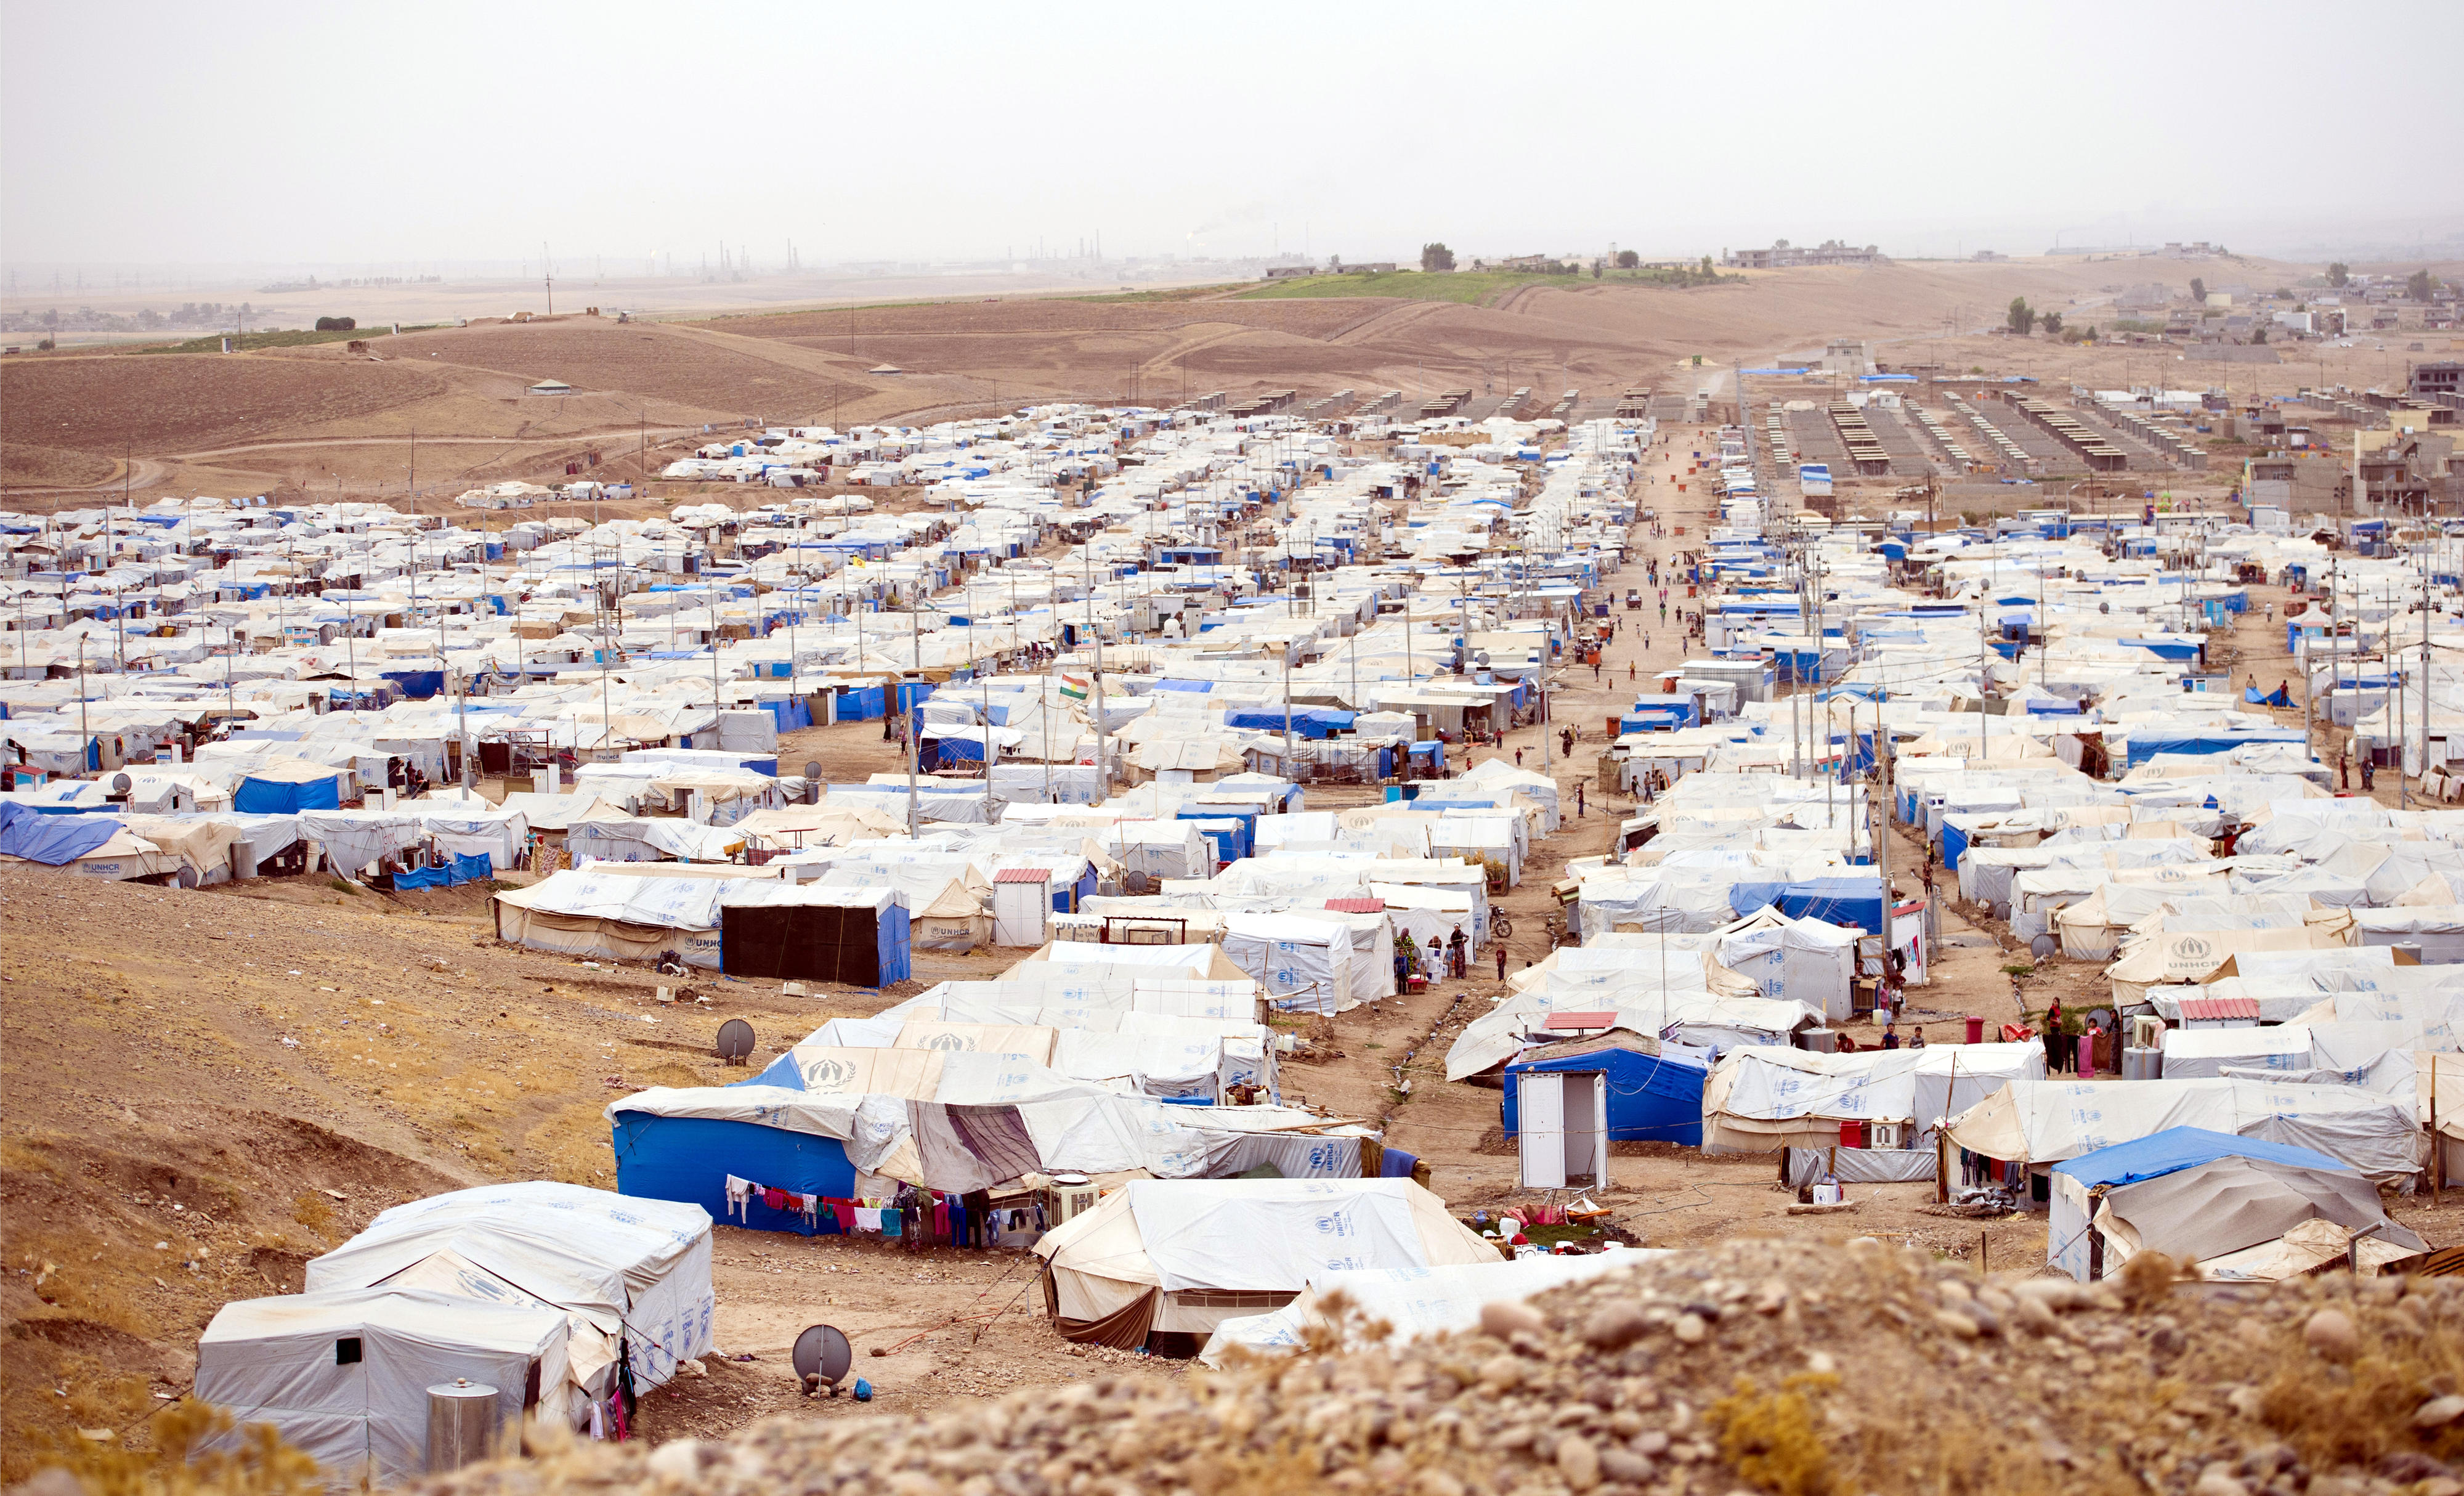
[[1314, 1209, 1357, 1237], [918, 1032, 976, 1051], [800, 1056, 856, 1091], [2175, 935, 2213, 962]]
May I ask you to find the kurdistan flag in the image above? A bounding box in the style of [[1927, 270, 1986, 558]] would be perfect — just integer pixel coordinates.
[[1058, 673, 1088, 701]]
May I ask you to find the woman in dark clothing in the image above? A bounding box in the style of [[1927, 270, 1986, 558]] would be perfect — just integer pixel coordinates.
[[2042, 998, 2067, 1073]]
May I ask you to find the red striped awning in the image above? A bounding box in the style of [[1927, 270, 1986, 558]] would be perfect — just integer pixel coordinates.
[[1325, 898, 1385, 913], [2176, 996, 2259, 1022]]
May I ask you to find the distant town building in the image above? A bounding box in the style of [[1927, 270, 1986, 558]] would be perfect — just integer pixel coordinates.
[[2414, 362, 2464, 399], [1261, 264, 1316, 280], [1972, 250, 2008, 262], [1721, 240, 1883, 269]]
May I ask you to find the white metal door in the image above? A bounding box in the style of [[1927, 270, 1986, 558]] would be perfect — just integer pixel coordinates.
[[1518, 1072, 1566, 1190], [1588, 1073, 1609, 1192], [1560, 1071, 1607, 1187]]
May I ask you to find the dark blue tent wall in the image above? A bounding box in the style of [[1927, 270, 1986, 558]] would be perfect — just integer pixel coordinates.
[[611, 1113, 854, 1237], [1502, 1047, 1706, 1144], [1728, 876, 1887, 935], [233, 774, 343, 815]]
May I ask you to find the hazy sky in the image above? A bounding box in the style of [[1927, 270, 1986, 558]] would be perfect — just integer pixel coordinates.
[[4, 0, 2458, 273]]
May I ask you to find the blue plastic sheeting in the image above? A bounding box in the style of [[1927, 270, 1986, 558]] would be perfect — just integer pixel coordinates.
[[1178, 815, 1249, 865], [381, 670, 445, 701], [834, 682, 937, 721], [1223, 707, 1355, 739], [1378, 1146, 1420, 1179], [1940, 822, 1972, 873], [2051, 1127, 2348, 1190], [2243, 685, 2293, 708], [233, 772, 342, 815], [1504, 1045, 1707, 1144], [1729, 876, 1888, 935], [611, 1113, 854, 1237], [2024, 699, 2085, 715], [2123, 728, 2304, 770], [1152, 679, 1214, 694], [0, 802, 117, 864], [2122, 638, 2202, 662], [392, 853, 495, 891]]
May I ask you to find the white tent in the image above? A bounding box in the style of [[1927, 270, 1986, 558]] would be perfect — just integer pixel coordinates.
[[302, 1182, 715, 1398], [1032, 1178, 1497, 1346], [196, 1287, 572, 1488], [1942, 1076, 2421, 1187], [1714, 909, 1859, 1021], [1700, 1043, 2045, 1153], [1221, 912, 1356, 1014], [1199, 1250, 1663, 1366]]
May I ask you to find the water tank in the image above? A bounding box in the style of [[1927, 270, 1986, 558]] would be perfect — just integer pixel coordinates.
[[425, 1380, 500, 1473], [2122, 1047, 2162, 1081]]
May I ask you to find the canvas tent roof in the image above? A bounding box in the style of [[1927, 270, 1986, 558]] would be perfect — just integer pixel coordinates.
[[1943, 1077, 2420, 1185], [1032, 1177, 1497, 1338], [1199, 1250, 1666, 1367]]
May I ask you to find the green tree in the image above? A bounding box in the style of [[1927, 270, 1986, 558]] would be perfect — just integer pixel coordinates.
[[2408, 268, 2436, 301], [2084, 324, 2098, 341], [2006, 296, 2036, 335], [2040, 311, 2064, 336], [1699, 255, 1714, 278], [1419, 242, 1456, 273], [2327, 262, 2350, 287], [1615, 250, 1639, 270], [2189, 277, 2207, 303], [2252, 327, 2268, 344], [1592, 262, 1603, 280]]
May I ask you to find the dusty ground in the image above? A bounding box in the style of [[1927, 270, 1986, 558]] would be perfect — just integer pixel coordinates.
[[12, 252, 2422, 512]]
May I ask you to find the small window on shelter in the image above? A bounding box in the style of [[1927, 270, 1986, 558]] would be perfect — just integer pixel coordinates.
[[336, 1338, 362, 1366]]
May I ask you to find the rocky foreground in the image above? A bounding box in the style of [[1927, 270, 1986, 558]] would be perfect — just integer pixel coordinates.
[[394, 1237, 2464, 1496], [70, 1237, 2462, 1496]]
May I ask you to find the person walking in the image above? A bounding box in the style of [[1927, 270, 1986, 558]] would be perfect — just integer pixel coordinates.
[[1576, 781, 1586, 818], [1494, 942, 1507, 981], [1628, 661, 1637, 683]]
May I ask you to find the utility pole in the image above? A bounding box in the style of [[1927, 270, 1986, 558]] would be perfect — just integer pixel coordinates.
[[543, 242, 554, 315], [907, 600, 921, 838]]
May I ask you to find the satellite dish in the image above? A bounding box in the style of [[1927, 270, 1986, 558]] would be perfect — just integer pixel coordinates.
[[792, 1324, 854, 1397], [803, 760, 821, 781], [110, 773, 133, 795], [2030, 934, 2057, 961], [715, 1019, 756, 1065]]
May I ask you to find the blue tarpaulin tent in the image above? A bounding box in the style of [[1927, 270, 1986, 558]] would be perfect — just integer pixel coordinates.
[[1504, 1039, 1708, 1144], [1728, 876, 1887, 935], [380, 670, 445, 701], [2123, 728, 2304, 770], [391, 853, 495, 890], [611, 1111, 856, 1238], [0, 802, 117, 864], [1223, 707, 1355, 739], [2052, 1128, 2346, 1193], [233, 768, 344, 815]]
